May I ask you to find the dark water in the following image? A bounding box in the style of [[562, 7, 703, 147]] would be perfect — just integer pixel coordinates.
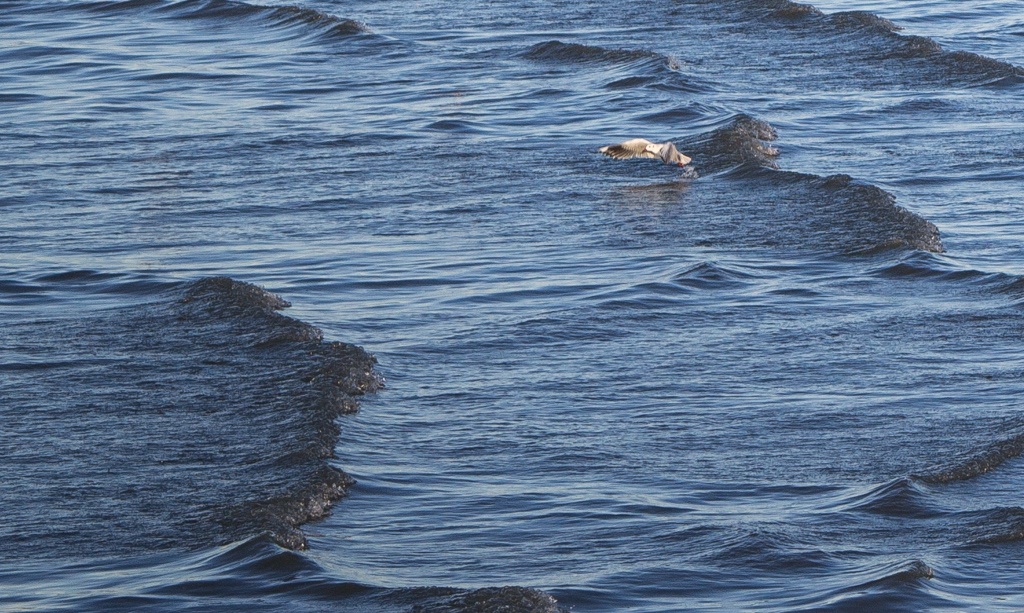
[[2, 0, 1024, 610]]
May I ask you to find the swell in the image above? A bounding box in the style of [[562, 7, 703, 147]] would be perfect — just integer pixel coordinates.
[[750, 0, 1024, 86], [0, 277, 382, 558], [176, 277, 384, 549], [523, 40, 675, 66], [522, 40, 707, 93], [33, 535, 567, 611], [831, 478, 940, 519], [669, 115, 942, 254], [828, 478, 1024, 547], [798, 559, 937, 611], [966, 507, 1024, 545], [78, 0, 369, 42], [913, 428, 1024, 485], [678, 114, 781, 172], [868, 251, 1007, 284], [833, 425, 1024, 544]]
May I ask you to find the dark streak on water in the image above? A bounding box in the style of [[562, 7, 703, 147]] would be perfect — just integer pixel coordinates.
[[2, 0, 1024, 610]]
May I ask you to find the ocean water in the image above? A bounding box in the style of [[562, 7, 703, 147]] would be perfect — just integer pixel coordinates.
[[2, 0, 1024, 611]]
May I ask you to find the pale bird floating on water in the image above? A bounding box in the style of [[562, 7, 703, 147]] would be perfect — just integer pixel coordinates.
[[599, 139, 692, 167]]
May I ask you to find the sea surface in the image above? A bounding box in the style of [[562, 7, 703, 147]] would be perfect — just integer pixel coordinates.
[[2, 0, 1024, 610]]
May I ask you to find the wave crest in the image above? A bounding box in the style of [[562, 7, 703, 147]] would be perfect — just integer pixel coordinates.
[[680, 114, 780, 173], [605, 115, 941, 254], [688, 116, 941, 253], [82, 0, 370, 41], [522, 40, 669, 65], [410, 586, 566, 613], [182, 277, 383, 550], [833, 478, 939, 519], [831, 10, 902, 33], [967, 507, 1024, 545], [913, 431, 1024, 485], [521, 40, 707, 93], [750, 0, 1024, 86], [1, 276, 382, 558]]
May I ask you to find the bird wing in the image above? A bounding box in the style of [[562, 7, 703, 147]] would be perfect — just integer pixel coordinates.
[[662, 143, 692, 166], [599, 138, 658, 160]]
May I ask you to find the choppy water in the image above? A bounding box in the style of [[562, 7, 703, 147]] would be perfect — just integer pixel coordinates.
[[2, 0, 1024, 610]]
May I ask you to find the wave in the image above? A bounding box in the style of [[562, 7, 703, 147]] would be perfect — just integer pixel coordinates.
[[913, 430, 1024, 485], [671, 261, 759, 291], [994, 274, 1024, 305], [754, 0, 1024, 86], [0, 271, 184, 313], [868, 251, 998, 283], [706, 525, 834, 573], [177, 278, 383, 549], [651, 115, 943, 254], [860, 559, 935, 586], [829, 424, 1024, 545], [828, 478, 1024, 549], [522, 40, 707, 93], [679, 114, 780, 173], [31, 533, 566, 611], [965, 507, 1024, 545], [0, 277, 381, 558], [78, 0, 369, 42], [522, 40, 675, 66], [831, 478, 940, 519], [406, 586, 566, 612]]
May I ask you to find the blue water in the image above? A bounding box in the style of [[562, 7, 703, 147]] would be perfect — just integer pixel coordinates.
[[3, 0, 1024, 611]]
